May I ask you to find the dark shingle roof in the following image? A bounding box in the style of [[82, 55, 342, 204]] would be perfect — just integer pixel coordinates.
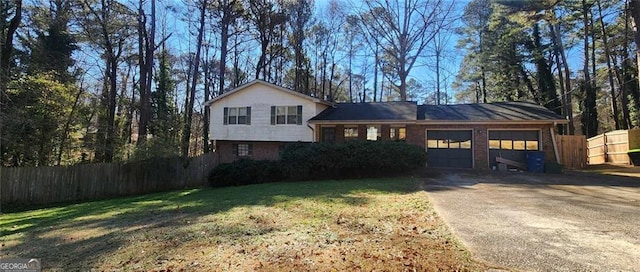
[[309, 101, 566, 123], [418, 102, 565, 122], [310, 101, 417, 121]]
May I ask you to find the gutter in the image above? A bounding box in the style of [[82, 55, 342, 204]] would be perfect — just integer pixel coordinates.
[[308, 120, 569, 126]]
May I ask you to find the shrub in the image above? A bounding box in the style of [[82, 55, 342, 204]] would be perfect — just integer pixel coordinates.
[[279, 141, 426, 180], [208, 159, 283, 187]]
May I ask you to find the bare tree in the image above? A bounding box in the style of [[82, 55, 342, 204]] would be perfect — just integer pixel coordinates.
[[357, 0, 453, 101], [136, 0, 157, 145], [181, 0, 207, 159], [212, 0, 243, 95], [79, 0, 134, 162]]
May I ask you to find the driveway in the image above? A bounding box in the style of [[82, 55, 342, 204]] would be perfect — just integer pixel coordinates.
[[423, 168, 640, 271]]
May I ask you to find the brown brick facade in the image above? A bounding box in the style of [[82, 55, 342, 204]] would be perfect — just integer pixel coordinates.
[[315, 123, 557, 170], [215, 141, 283, 163], [407, 123, 556, 169], [218, 124, 558, 170]]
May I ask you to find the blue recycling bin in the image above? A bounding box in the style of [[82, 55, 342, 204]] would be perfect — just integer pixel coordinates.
[[526, 152, 545, 173]]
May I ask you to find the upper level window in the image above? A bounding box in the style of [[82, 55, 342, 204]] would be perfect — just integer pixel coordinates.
[[390, 127, 406, 141], [224, 107, 251, 125], [271, 105, 302, 125], [366, 125, 381, 141]]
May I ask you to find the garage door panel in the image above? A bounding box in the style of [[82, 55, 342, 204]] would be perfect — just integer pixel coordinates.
[[488, 130, 540, 168], [426, 130, 473, 169]]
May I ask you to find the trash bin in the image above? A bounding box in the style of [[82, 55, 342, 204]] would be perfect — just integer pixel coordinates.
[[526, 151, 545, 173]]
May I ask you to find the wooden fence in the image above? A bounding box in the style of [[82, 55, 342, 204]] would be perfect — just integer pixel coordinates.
[[587, 129, 640, 165], [556, 135, 587, 169], [1, 153, 219, 206]]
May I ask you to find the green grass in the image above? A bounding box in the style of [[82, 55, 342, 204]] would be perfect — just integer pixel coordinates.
[[1, 178, 482, 271]]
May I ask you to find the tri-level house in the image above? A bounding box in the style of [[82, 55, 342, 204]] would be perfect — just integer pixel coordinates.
[[206, 80, 568, 169]]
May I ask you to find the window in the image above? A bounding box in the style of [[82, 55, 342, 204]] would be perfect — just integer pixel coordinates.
[[390, 127, 406, 141], [344, 127, 358, 141], [489, 131, 539, 151], [426, 131, 472, 149], [223, 107, 251, 125], [271, 105, 302, 125], [366, 125, 381, 141], [232, 143, 253, 157]]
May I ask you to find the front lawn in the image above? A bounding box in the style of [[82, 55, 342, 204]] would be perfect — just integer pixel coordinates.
[[1, 178, 482, 271]]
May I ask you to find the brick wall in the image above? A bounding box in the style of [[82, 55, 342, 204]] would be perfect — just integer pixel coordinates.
[[315, 122, 557, 170], [215, 141, 283, 163], [408, 123, 556, 169]]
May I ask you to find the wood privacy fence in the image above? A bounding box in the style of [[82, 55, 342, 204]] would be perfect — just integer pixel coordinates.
[[1, 153, 219, 206], [587, 129, 640, 165], [556, 135, 587, 169]]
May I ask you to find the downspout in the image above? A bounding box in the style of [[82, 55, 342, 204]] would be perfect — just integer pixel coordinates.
[[307, 123, 316, 142], [550, 123, 561, 164]]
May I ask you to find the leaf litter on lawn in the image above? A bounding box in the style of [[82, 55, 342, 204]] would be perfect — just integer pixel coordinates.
[[1, 178, 485, 271]]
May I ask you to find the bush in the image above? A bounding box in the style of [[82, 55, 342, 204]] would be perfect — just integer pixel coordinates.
[[279, 141, 426, 180], [208, 159, 283, 187]]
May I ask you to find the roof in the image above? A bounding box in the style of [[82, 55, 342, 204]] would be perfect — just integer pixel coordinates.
[[309, 101, 418, 123], [418, 102, 567, 123], [204, 79, 333, 106], [310, 101, 567, 124]]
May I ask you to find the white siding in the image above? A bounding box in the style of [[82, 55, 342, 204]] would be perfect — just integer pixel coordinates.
[[209, 83, 329, 142]]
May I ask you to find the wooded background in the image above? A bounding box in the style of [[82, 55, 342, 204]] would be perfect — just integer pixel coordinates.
[[1, 0, 639, 167]]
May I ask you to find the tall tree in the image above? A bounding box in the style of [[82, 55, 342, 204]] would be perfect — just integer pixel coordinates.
[[286, 0, 313, 94], [581, 0, 598, 137], [181, 0, 207, 159], [212, 0, 244, 95], [136, 0, 157, 145], [248, 0, 286, 81], [78, 0, 135, 162], [28, 0, 76, 83], [358, 0, 453, 101], [0, 0, 21, 104]]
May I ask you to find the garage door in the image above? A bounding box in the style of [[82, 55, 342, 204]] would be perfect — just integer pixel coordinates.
[[488, 130, 540, 167], [426, 130, 473, 168]]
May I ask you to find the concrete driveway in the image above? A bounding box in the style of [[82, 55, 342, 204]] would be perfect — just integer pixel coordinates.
[[423, 168, 640, 271]]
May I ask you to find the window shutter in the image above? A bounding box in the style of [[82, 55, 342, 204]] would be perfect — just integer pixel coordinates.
[[232, 143, 238, 155], [270, 106, 276, 125], [248, 144, 253, 156], [246, 107, 251, 125], [223, 107, 228, 125], [297, 105, 303, 125]]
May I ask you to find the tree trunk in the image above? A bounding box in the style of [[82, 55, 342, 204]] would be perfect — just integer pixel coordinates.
[[551, 24, 567, 135], [219, 12, 229, 95], [596, 0, 620, 129], [0, 0, 21, 107], [57, 87, 84, 165], [550, 17, 574, 134], [582, 0, 598, 137], [629, 0, 640, 112], [182, 0, 206, 160], [373, 46, 378, 102], [203, 54, 210, 153]]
